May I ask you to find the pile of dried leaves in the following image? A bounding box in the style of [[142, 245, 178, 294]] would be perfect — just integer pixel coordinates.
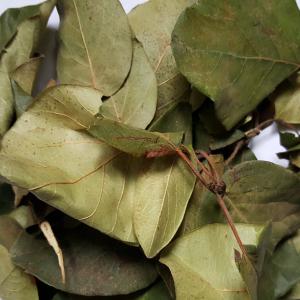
[[1, 0, 300, 299]]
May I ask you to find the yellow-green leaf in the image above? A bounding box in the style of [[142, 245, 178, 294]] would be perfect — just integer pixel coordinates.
[[100, 41, 157, 129], [0, 85, 139, 244], [134, 156, 195, 258], [129, 0, 196, 118], [160, 224, 263, 300], [57, 0, 133, 96]]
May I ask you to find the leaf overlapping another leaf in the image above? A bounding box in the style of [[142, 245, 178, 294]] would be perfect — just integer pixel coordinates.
[[57, 0, 133, 96], [1, 0, 300, 299], [172, 0, 300, 129], [0, 0, 55, 136], [129, 0, 196, 118]]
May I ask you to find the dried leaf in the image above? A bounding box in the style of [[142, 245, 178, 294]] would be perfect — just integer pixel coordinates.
[[223, 161, 300, 223], [12, 185, 29, 207], [129, 0, 196, 117], [172, 0, 300, 129], [134, 156, 195, 258], [100, 41, 157, 129], [160, 224, 263, 300], [11, 225, 158, 296], [12, 56, 43, 95], [0, 85, 139, 244], [0, 245, 38, 300], [274, 72, 300, 124], [57, 0, 132, 95], [88, 117, 183, 157], [0, 0, 55, 135], [40, 221, 66, 284]]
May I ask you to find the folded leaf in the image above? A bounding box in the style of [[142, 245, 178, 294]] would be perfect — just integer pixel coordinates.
[[57, 0, 132, 96], [0, 4, 42, 53], [134, 156, 195, 258], [0, 85, 139, 244], [149, 102, 193, 145], [178, 155, 225, 236], [12, 56, 43, 95], [100, 41, 157, 129], [12, 81, 34, 118], [11, 225, 158, 296], [258, 229, 300, 299], [172, 0, 300, 129], [0, 0, 55, 135], [88, 117, 183, 157], [129, 0, 196, 118]]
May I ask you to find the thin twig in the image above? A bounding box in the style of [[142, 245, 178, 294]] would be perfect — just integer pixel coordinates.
[[225, 140, 246, 166], [198, 150, 220, 183], [175, 148, 209, 188], [245, 119, 274, 138], [226, 119, 274, 165], [175, 147, 248, 258], [216, 194, 248, 258], [180, 145, 213, 180]]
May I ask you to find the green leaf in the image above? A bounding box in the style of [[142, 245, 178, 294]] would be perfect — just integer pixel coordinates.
[[129, 0, 196, 118], [12, 81, 34, 118], [12, 56, 43, 95], [149, 101, 193, 145], [57, 0, 132, 96], [133, 156, 195, 258], [278, 131, 300, 168], [100, 41, 157, 129], [160, 224, 263, 300], [181, 160, 300, 237], [0, 85, 139, 244], [8, 206, 37, 230], [0, 0, 55, 136], [52, 281, 171, 300], [189, 87, 205, 112], [194, 100, 245, 151], [88, 117, 183, 157], [0, 216, 23, 250], [279, 131, 300, 149], [10, 225, 158, 296], [0, 212, 38, 300], [274, 72, 300, 124], [0, 71, 13, 136], [172, 0, 300, 129], [226, 147, 257, 168], [134, 281, 172, 300], [210, 130, 245, 151], [258, 229, 300, 299], [0, 4, 41, 53], [178, 155, 225, 236], [223, 161, 300, 223], [286, 283, 300, 299], [0, 245, 38, 300], [238, 213, 300, 299]]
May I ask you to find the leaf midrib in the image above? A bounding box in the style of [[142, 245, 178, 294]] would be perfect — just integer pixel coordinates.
[[188, 47, 300, 68], [148, 158, 175, 255], [72, 0, 97, 88]]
